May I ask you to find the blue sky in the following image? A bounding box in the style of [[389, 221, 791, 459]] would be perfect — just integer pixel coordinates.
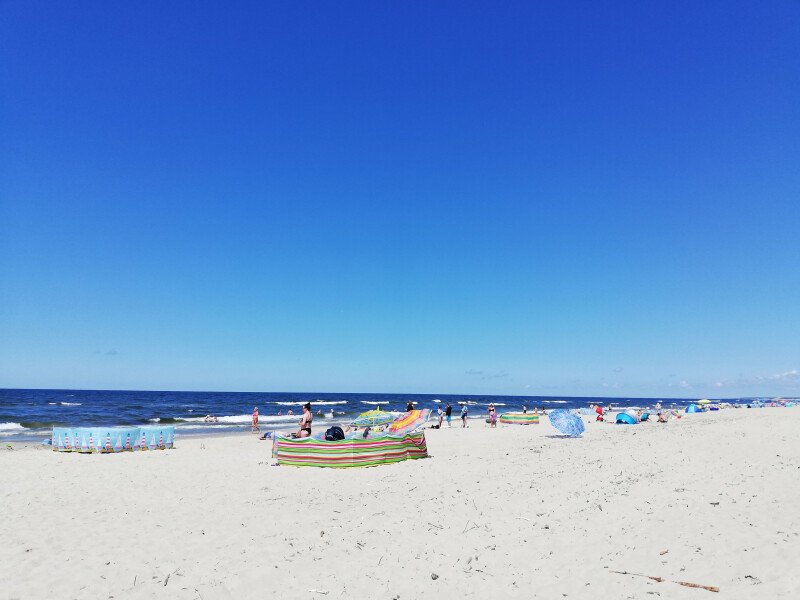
[[1, 1, 799, 397]]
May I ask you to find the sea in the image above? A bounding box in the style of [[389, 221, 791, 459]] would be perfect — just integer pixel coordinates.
[[0, 388, 755, 442]]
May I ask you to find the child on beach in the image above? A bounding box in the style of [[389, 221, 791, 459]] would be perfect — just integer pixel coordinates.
[[461, 404, 469, 427], [487, 404, 497, 428], [252, 407, 259, 432]]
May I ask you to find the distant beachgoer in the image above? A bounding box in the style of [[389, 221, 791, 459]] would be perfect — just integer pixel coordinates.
[[655, 402, 662, 411], [657, 412, 668, 423], [406, 400, 415, 412], [293, 402, 313, 438], [437, 407, 444, 428], [204, 414, 218, 423], [445, 403, 452, 427], [461, 404, 469, 427], [288, 409, 294, 415], [594, 404, 604, 422], [522, 405, 528, 414], [252, 407, 259, 432], [488, 404, 497, 428], [278, 410, 282, 416]]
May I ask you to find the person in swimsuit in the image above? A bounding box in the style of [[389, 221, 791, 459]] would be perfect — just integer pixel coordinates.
[[461, 404, 469, 427], [294, 402, 312, 438], [445, 403, 452, 427], [252, 407, 259, 432], [488, 404, 497, 428]]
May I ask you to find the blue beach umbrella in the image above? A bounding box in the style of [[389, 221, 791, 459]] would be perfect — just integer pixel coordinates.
[[548, 409, 585, 437]]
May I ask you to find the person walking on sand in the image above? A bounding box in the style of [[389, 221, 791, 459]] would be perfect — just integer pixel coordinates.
[[445, 402, 452, 427], [461, 403, 469, 427], [252, 407, 259, 432]]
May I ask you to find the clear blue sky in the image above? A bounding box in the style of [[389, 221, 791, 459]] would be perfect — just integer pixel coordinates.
[[1, 1, 799, 397]]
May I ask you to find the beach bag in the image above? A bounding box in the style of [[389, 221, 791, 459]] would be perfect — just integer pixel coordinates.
[[325, 426, 345, 441]]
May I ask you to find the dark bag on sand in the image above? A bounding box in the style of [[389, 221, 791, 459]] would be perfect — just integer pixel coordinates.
[[325, 426, 345, 441]]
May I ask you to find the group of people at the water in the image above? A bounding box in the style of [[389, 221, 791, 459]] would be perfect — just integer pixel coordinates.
[[249, 398, 699, 440], [254, 403, 313, 439]]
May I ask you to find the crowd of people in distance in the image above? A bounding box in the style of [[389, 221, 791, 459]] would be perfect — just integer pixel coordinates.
[[249, 397, 695, 442]]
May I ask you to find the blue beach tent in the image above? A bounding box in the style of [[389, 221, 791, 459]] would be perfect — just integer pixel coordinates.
[[615, 412, 638, 425], [685, 403, 701, 413]]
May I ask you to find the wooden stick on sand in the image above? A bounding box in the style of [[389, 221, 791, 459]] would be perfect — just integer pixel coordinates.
[[610, 570, 719, 593]]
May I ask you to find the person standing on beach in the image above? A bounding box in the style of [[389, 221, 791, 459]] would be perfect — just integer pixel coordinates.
[[461, 403, 469, 427], [252, 407, 259, 432], [436, 407, 444, 428], [445, 403, 452, 427], [488, 404, 497, 428], [406, 400, 415, 412]]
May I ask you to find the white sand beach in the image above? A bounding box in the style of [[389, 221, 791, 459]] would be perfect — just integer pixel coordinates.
[[2, 409, 799, 599]]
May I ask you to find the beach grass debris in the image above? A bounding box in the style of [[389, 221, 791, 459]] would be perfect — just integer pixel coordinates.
[[610, 570, 719, 593]]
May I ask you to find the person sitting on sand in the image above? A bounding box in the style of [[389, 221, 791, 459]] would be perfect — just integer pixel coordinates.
[[292, 403, 313, 438], [657, 412, 668, 423]]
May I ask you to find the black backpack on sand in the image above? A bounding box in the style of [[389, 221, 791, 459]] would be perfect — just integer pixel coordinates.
[[325, 426, 345, 441]]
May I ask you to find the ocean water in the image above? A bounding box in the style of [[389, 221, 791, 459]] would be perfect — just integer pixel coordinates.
[[0, 388, 735, 441]]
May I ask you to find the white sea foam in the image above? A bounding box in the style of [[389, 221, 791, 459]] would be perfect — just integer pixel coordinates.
[[360, 401, 385, 405], [60, 402, 82, 406], [544, 400, 567, 404], [0, 422, 25, 432], [180, 414, 301, 424], [274, 401, 347, 406]]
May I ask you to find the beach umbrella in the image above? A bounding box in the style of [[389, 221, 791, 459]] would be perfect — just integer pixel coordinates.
[[548, 409, 585, 437], [697, 399, 711, 405], [350, 410, 396, 428], [387, 409, 431, 434]]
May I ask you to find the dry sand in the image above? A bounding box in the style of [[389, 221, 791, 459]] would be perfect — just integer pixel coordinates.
[[2, 409, 799, 599]]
